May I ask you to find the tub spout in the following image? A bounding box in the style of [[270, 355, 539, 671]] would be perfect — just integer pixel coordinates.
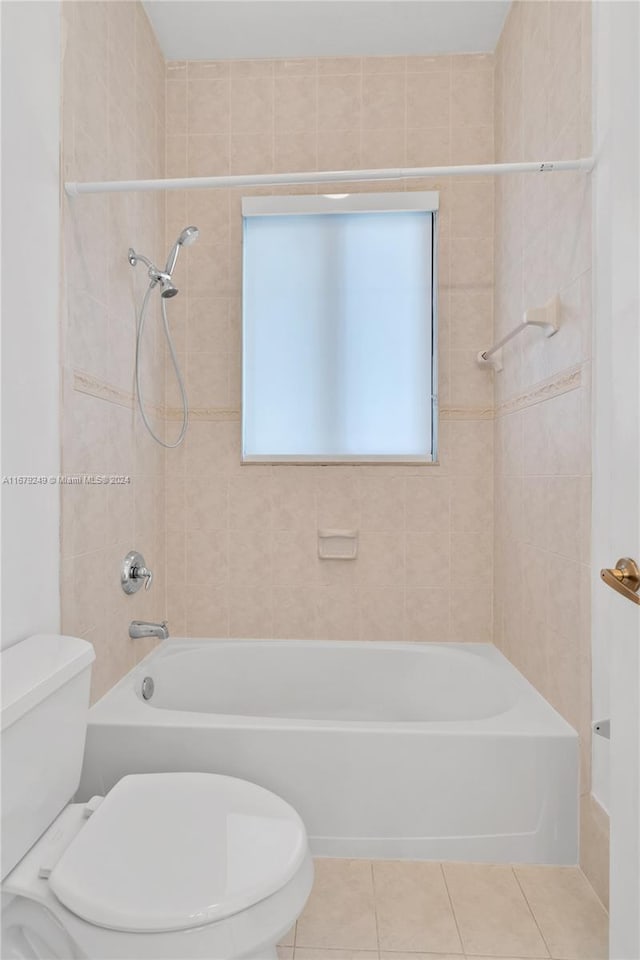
[[129, 620, 169, 641]]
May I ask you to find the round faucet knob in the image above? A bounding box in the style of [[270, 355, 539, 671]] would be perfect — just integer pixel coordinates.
[[121, 551, 154, 595]]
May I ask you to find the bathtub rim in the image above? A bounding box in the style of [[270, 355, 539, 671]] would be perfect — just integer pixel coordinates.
[[88, 639, 578, 740]]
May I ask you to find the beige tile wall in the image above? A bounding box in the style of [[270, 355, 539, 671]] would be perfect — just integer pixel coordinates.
[[162, 54, 496, 642], [60, 1, 167, 701], [493, 1, 605, 901]]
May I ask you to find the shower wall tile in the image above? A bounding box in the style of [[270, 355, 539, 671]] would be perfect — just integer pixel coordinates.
[[451, 124, 495, 165], [407, 72, 450, 128], [187, 79, 230, 135], [580, 793, 610, 910], [317, 57, 361, 76], [494, 0, 603, 900], [61, 1, 167, 703], [165, 52, 495, 647], [406, 126, 451, 167], [275, 133, 318, 173]]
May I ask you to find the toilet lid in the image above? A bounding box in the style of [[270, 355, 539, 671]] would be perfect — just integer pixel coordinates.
[[48, 772, 308, 934]]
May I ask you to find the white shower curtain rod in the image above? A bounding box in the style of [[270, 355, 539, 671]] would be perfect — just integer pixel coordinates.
[[64, 157, 594, 196]]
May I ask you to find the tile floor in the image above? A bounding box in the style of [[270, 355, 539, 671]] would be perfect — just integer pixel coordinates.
[[279, 860, 609, 960]]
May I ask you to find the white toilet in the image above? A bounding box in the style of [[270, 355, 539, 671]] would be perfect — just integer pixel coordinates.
[[1, 635, 314, 959]]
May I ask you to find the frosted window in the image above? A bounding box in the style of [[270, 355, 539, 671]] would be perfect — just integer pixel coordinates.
[[242, 192, 438, 462]]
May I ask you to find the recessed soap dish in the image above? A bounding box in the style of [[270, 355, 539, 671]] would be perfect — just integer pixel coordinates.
[[318, 529, 358, 560]]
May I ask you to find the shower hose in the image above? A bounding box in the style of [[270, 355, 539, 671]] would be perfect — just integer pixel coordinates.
[[135, 282, 189, 448]]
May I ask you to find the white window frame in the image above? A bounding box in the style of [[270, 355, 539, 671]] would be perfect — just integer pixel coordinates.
[[241, 190, 439, 464]]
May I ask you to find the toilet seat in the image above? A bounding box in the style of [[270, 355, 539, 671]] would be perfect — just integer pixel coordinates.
[[48, 772, 308, 934], [3, 772, 313, 959], [4, 858, 314, 960]]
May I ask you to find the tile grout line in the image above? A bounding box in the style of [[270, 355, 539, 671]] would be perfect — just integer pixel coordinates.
[[370, 859, 382, 958], [440, 862, 466, 956], [512, 866, 553, 960]]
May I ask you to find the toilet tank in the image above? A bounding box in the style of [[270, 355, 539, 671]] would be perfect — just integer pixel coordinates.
[[1, 635, 95, 880]]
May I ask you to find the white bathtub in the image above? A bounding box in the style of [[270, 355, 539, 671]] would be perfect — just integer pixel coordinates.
[[79, 639, 579, 864]]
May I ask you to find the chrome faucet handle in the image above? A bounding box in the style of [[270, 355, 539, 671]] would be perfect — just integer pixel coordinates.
[[136, 566, 154, 590], [121, 551, 154, 594]]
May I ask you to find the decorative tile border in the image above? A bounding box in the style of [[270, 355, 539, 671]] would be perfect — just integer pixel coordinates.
[[72, 370, 164, 418], [440, 405, 494, 420], [166, 406, 240, 422], [72, 371, 241, 422], [72, 370, 132, 408], [73, 364, 586, 425], [495, 364, 584, 418], [171, 405, 496, 422]]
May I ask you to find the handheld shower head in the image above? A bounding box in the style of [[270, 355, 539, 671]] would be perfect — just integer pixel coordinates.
[[179, 225, 199, 246], [164, 225, 199, 276]]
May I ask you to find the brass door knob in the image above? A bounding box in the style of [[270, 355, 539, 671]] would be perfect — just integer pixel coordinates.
[[600, 558, 640, 605]]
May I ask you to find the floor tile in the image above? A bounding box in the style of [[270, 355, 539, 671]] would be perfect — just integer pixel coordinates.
[[278, 949, 294, 960], [373, 861, 463, 954], [296, 859, 378, 951], [515, 866, 609, 960], [295, 950, 379, 959], [379, 954, 463, 959], [442, 863, 549, 958]]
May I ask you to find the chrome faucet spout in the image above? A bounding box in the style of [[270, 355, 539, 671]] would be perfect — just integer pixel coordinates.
[[129, 620, 169, 641]]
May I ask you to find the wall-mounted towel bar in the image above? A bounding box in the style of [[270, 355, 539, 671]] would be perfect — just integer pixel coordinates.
[[477, 295, 560, 372]]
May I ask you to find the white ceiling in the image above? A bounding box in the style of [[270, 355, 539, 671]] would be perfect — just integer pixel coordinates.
[[144, 1, 511, 62]]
